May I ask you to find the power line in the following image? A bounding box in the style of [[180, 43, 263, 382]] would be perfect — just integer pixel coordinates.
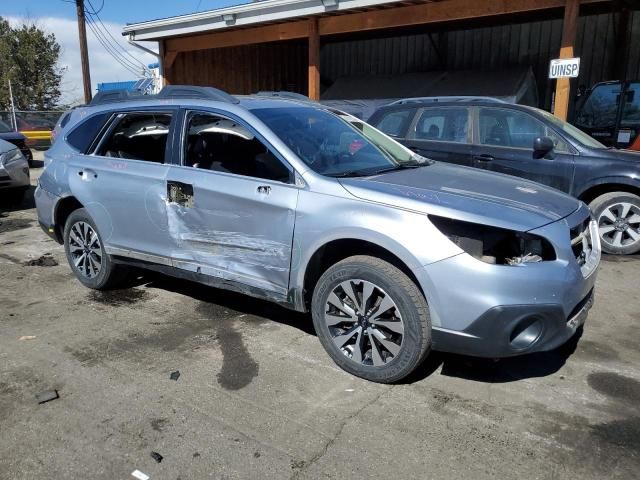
[[85, 0, 104, 14], [85, 16, 142, 76], [85, 0, 151, 75]]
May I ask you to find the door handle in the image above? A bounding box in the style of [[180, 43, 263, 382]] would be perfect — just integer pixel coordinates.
[[473, 154, 494, 162], [257, 185, 271, 194], [78, 169, 98, 180]]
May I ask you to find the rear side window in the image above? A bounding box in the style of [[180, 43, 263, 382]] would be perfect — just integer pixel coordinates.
[[414, 107, 469, 143], [66, 112, 111, 153], [96, 112, 172, 163], [373, 109, 415, 138]]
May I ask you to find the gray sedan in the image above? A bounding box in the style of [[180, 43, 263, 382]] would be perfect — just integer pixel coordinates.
[[0, 138, 30, 203]]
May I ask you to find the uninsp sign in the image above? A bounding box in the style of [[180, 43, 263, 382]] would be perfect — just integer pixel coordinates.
[[549, 58, 580, 79]]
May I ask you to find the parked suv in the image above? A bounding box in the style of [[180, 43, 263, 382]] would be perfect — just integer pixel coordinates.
[[369, 97, 640, 255], [36, 87, 600, 383]]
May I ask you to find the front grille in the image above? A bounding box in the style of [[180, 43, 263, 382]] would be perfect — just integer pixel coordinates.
[[570, 217, 591, 266]]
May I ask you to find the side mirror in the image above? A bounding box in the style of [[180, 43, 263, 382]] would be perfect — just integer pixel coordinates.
[[533, 136, 554, 159]]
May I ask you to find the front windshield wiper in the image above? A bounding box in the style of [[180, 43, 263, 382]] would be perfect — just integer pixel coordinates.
[[370, 161, 429, 175]]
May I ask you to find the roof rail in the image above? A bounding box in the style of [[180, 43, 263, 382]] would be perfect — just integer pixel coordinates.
[[89, 89, 146, 106], [89, 85, 239, 106], [389, 96, 509, 105], [158, 85, 239, 104], [255, 91, 313, 102]]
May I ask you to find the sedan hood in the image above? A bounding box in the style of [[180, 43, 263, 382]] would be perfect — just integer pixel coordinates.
[[339, 163, 580, 231]]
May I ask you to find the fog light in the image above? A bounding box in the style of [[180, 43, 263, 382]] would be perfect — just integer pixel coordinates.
[[509, 317, 543, 350]]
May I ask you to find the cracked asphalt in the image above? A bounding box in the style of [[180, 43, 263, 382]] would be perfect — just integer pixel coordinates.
[[1, 157, 639, 479]]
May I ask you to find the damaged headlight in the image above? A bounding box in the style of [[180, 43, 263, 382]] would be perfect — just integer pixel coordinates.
[[0, 148, 24, 166], [430, 215, 556, 265]]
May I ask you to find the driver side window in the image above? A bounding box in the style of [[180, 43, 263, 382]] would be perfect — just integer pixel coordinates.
[[478, 108, 571, 153], [184, 112, 292, 183]]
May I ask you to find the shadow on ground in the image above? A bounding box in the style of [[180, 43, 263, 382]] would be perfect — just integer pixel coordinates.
[[405, 327, 583, 384], [124, 270, 316, 336], [0, 185, 36, 213]]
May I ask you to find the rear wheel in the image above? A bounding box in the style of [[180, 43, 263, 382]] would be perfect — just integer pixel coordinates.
[[590, 192, 640, 255], [63, 208, 127, 289], [311, 255, 431, 383]]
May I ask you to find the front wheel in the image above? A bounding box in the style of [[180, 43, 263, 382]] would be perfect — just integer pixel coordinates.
[[63, 208, 127, 289], [311, 255, 431, 383], [590, 192, 640, 255]]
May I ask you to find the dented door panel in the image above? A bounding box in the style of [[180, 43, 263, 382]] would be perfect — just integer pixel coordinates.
[[164, 166, 298, 296]]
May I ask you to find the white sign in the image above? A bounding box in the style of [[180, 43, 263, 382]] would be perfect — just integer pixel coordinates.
[[549, 57, 580, 79]]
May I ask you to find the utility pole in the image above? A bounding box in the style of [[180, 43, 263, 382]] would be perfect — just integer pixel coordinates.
[[8, 80, 17, 132], [76, 0, 92, 103]]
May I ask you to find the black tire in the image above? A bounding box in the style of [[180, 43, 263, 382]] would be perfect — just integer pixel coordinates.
[[589, 192, 640, 255], [311, 255, 431, 383], [63, 208, 127, 289]]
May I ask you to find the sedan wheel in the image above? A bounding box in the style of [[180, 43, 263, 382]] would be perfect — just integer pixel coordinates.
[[325, 279, 405, 367]]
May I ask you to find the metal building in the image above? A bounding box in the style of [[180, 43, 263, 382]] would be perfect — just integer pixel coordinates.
[[123, 0, 639, 120]]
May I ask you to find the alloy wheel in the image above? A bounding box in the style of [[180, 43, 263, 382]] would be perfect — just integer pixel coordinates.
[[68, 221, 103, 279], [598, 202, 640, 249], [324, 279, 404, 367]]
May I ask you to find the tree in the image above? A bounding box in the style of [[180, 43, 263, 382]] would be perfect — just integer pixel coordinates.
[[0, 17, 62, 110]]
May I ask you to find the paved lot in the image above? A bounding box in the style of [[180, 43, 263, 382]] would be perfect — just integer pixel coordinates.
[[1, 160, 639, 479]]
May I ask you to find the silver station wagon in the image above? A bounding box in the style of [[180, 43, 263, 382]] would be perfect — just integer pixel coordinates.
[[36, 86, 600, 383]]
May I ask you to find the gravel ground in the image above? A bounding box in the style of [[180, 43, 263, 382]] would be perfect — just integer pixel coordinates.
[[1, 158, 638, 479]]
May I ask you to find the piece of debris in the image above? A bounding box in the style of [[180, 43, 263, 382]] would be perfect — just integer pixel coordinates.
[[254, 451, 261, 458], [150, 451, 163, 463], [169, 370, 180, 381], [19, 335, 37, 341], [23, 254, 58, 267], [35, 390, 59, 404], [192, 452, 200, 459], [131, 470, 150, 480]]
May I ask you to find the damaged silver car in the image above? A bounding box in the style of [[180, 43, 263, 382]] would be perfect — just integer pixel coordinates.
[[35, 86, 600, 383]]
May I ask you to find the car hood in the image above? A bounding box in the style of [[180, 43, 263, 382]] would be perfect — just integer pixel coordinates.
[[597, 148, 640, 163], [0, 131, 26, 143], [338, 163, 581, 231]]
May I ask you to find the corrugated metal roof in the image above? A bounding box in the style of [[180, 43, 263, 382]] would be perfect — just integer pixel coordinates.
[[122, 0, 410, 41]]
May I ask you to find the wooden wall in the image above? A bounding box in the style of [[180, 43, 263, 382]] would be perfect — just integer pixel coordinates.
[[164, 39, 308, 95]]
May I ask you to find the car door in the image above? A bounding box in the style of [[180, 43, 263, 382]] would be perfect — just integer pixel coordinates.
[[67, 109, 178, 258], [470, 107, 575, 193], [164, 109, 299, 298], [403, 106, 473, 166]]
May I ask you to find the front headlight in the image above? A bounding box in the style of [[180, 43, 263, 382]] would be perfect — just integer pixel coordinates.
[[430, 215, 556, 265], [0, 148, 24, 166]]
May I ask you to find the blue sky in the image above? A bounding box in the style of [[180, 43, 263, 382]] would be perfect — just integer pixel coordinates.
[[2, 0, 245, 25], [2, 1, 248, 104]]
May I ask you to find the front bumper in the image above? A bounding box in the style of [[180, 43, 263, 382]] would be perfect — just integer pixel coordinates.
[[0, 159, 30, 190], [416, 204, 600, 358]]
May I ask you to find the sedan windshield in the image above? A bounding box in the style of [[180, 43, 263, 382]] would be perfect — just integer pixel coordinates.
[[251, 106, 427, 177]]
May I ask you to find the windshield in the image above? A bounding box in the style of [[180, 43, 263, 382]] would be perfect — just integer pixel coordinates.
[[534, 108, 607, 149], [251, 106, 427, 177]]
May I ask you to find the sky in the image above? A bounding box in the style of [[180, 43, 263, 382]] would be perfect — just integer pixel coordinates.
[[1, 0, 245, 105]]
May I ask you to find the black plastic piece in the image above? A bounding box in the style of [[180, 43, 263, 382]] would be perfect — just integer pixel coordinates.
[[169, 370, 180, 381], [150, 451, 163, 463], [158, 85, 239, 104]]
